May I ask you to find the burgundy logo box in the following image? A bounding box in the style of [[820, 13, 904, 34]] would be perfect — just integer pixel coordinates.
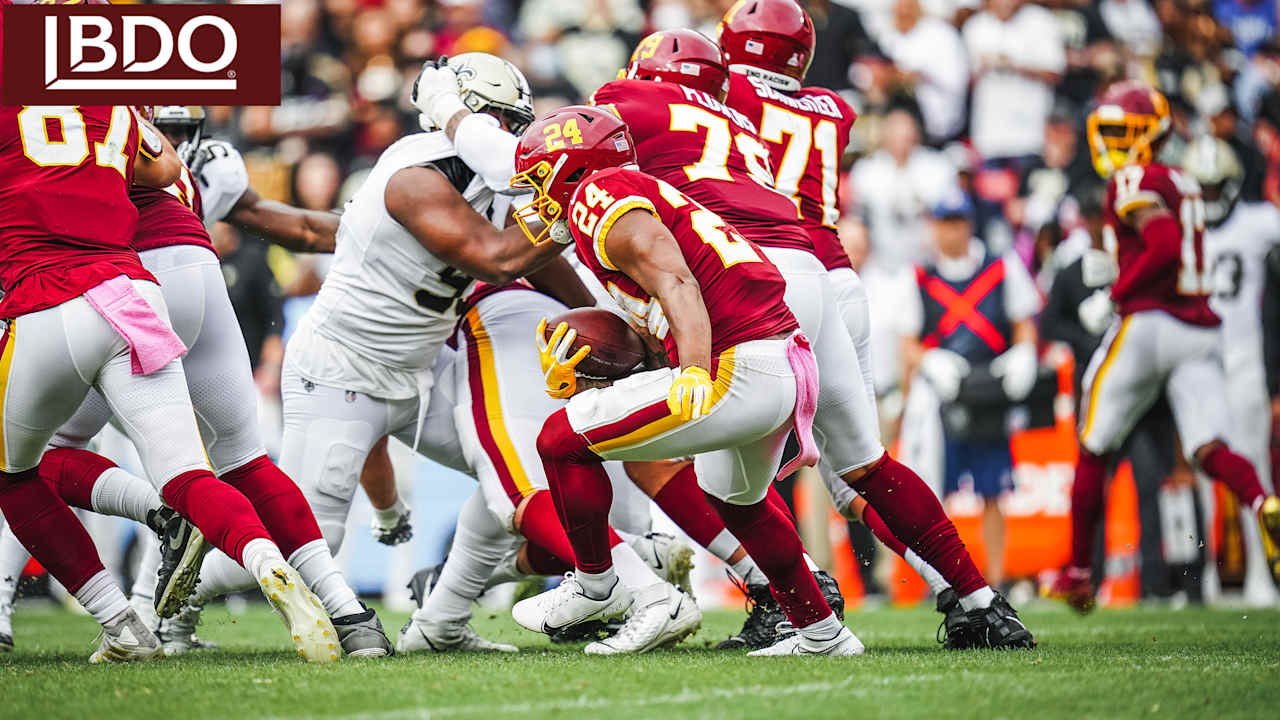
[[2, 4, 280, 105]]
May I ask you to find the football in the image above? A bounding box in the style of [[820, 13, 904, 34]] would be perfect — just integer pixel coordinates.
[[544, 308, 646, 379]]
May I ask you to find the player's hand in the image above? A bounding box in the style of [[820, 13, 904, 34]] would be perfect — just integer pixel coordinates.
[[371, 499, 412, 546], [643, 301, 670, 339], [918, 348, 970, 403], [1078, 289, 1115, 335], [668, 366, 713, 420], [1080, 248, 1118, 288], [536, 318, 590, 399], [548, 219, 573, 245], [412, 60, 466, 131], [991, 341, 1038, 402]]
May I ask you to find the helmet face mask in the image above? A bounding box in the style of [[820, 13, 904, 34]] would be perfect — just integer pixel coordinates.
[[151, 106, 207, 166], [510, 106, 637, 245], [1183, 135, 1243, 226], [450, 53, 535, 134], [1086, 83, 1170, 178]]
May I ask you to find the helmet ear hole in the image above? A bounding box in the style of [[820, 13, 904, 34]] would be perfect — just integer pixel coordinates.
[[564, 167, 587, 183]]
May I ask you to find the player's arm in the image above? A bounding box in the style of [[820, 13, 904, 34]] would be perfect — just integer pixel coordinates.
[[133, 115, 182, 188], [525, 254, 598, 309], [602, 209, 712, 372], [225, 186, 339, 254], [385, 166, 563, 284], [1110, 203, 1181, 300]]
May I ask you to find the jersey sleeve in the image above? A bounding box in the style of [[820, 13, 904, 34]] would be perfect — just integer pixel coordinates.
[[452, 113, 518, 192], [1110, 164, 1174, 221], [568, 171, 658, 271]]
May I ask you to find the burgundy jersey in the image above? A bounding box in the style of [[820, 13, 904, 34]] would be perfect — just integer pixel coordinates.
[[0, 105, 154, 319], [1104, 163, 1219, 327], [590, 79, 812, 253], [568, 167, 797, 364], [131, 165, 215, 254], [725, 73, 857, 270]]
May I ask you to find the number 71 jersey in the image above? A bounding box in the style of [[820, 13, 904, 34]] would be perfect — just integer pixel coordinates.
[[1104, 162, 1219, 327], [568, 166, 797, 365]]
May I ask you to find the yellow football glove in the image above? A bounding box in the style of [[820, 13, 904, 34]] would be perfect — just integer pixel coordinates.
[[667, 366, 713, 421], [535, 318, 590, 399]]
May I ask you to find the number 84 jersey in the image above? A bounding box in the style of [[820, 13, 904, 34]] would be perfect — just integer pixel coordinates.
[[568, 166, 797, 366], [1104, 162, 1220, 327], [291, 131, 502, 400]]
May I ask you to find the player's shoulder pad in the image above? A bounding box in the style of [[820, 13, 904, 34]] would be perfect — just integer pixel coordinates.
[[1110, 164, 1170, 219]]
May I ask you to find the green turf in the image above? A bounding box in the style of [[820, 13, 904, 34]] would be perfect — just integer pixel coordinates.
[[1, 602, 1276, 719]]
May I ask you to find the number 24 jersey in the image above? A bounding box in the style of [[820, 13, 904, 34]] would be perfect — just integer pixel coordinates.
[[567, 166, 797, 365]]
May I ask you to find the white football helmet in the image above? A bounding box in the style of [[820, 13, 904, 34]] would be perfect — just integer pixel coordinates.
[[151, 106, 207, 167], [446, 53, 534, 133], [1182, 135, 1243, 227]]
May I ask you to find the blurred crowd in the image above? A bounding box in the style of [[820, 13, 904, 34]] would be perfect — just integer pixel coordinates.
[[198, 0, 1280, 602]]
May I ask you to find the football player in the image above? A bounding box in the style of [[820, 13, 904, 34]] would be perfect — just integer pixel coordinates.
[[1185, 135, 1280, 592], [1048, 83, 1280, 611], [586, 26, 1030, 649], [0, 101, 341, 662]]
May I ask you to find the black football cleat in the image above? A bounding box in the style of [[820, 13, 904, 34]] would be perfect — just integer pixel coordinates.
[[548, 618, 623, 644], [935, 587, 978, 649], [964, 593, 1036, 650], [716, 577, 786, 650], [151, 507, 212, 619], [813, 569, 845, 621], [333, 602, 394, 657]]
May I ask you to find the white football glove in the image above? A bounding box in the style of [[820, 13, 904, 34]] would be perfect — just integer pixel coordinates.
[[412, 62, 467, 132], [189, 139, 249, 226], [990, 341, 1038, 402], [1078, 289, 1116, 335], [644, 300, 670, 340], [548, 218, 572, 245], [1080, 248, 1119, 288], [371, 497, 412, 546], [918, 348, 970, 403]]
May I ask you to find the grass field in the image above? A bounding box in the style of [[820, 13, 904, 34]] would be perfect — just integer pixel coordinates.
[[1, 602, 1277, 719]]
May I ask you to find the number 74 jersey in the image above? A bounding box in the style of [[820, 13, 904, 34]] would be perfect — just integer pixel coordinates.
[[568, 166, 797, 366], [1104, 162, 1220, 327]]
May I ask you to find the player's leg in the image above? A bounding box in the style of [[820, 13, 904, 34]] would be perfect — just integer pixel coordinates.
[[1164, 325, 1280, 570], [95, 280, 336, 662], [0, 302, 161, 662], [164, 252, 389, 655], [0, 522, 24, 650]]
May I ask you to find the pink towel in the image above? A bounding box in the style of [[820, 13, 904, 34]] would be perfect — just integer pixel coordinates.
[[778, 330, 820, 479], [84, 276, 187, 375]]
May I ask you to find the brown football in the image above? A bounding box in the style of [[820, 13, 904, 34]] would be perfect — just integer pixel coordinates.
[[544, 308, 646, 379]]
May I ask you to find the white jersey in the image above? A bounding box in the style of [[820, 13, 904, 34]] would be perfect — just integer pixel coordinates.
[[289, 131, 505, 399], [1206, 202, 1280, 374], [191, 139, 251, 225]]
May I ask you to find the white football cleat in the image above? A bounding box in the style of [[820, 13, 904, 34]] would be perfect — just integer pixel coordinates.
[[397, 617, 518, 653], [258, 563, 340, 663], [631, 532, 695, 597], [89, 608, 165, 664], [511, 573, 632, 636], [748, 624, 864, 657], [585, 582, 701, 655]]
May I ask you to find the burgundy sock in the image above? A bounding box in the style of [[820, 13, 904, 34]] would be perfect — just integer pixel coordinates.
[[850, 453, 986, 595], [765, 484, 799, 530], [0, 468, 106, 594], [38, 447, 116, 511], [538, 410, 614, 574], [220, 455, 322, 558], [861, 502, 909, 557], [524, 540, 573, 576], [1201, 446, 1265, 509], [160, 469, 272, 565], [706, 493, 831, 628], [518, 490, 578, 567], [1070, 448, 1109, 569], [649, 463, 729, 548]]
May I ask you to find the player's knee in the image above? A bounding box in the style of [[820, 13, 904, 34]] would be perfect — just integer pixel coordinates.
[[536, 409, 593, 464], [624, 459, 687, 497], [841, 452, 888, 487]]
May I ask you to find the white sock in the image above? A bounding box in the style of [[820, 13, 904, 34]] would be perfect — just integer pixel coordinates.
[[129, 533, 161, 602], [706, 528, 742, 563], [239, 538, 286, 582], [90, 467, 162, 525], [421, 489, 515, 624], [192, 550, 256, 605], [75, 569, 131, 626], [0, 524, 31, 603], [904, 549, 951, 595], [802, 553, 819, 573], [610, 541, 662, 591], [959, 585, 996, 611], [798, 611, 843, 642], [730, 555, 766, 586], [575, 567, 619, 598], [373, 496, 408, 526], [289, 539, 363, 617]]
